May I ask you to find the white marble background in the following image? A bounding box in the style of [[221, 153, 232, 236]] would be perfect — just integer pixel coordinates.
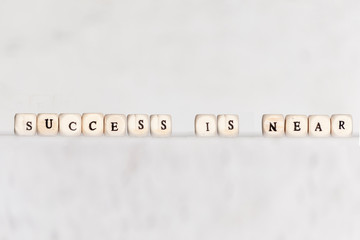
[[1, 0, 360, 239]]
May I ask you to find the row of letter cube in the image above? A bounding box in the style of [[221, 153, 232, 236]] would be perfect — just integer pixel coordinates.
[[14, 114, 172, 137], [262, 114, 352, 137], [195, 114, 239, 137]]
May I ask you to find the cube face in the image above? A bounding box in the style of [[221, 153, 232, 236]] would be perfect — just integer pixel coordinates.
[[127, 114, 149, 137], [37, 114, 59, 136], [308, 115, 330, 137], [14, 113, 37, 136], [217, 114, 239, 137], [195, 114, 217, 137], [285, 115, 308, 137], [82, 113, 104, 136], [59, 114, 82, 136], [331, 114, 352, 137], [150, 114, 172, 137], [262, 114, 284, 137], [104, 114, 127, 136]]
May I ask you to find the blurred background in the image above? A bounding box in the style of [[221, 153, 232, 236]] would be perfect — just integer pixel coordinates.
[[0, 0, 359, 134], [1, 0, 360, 239]]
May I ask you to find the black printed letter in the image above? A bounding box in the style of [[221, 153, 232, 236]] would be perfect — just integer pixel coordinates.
[[339, 121, 345, 130], [89, 121, 97, 131], [269, 122, 277, 132], [315, 123, 322, 131], [26, 121, 32, 131], [161, 120, 167, 130], [69, 122, 77, 131], [138, 120, 144, 130], [228, 120, 234, 130], [45, 119, 53, 129], [293, 121, 301, 131], [111, 122, 118, 131]]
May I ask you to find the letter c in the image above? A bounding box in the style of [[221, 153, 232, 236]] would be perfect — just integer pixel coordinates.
[[89, 121, 97, 131], [69, 122, 77, 131]]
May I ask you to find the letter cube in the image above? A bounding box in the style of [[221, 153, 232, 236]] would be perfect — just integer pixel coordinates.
[[104, 114, 127, 136], [285, 115, 308, 137], [262, 114, 284, 137], [308, 115, 330, 137], [331, 114, 352, 137], [217, 114, 239, 137], [14, 113, 37, 136], [150, 114, 172, 137], [37, 113, 59, 136], [127, 114, 149, 137], [195, 114, 217, 137], [59, 113, 82, 136], [82, 113, 104, 136]]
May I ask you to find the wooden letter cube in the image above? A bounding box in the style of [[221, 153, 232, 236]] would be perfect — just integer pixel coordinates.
[[59, 113, 82, 136], [127, 114, 149, 137], [262, 114, 284, 137], [217, 114, 239, 137], [285, 115, 308, 137], [331, 114, 352, 137], [195, 114, 217, 137], [308, 115, 330, 137], [82, 113, 104, 136], [104, 114, 127, 136], [150, 114, 172, 137], [37, 113, 59, 136], [14, 113, 37, 136]]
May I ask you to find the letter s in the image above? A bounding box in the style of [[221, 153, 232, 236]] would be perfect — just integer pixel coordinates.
[[161, 120, 167, 130], [26, 121, 32, 131], [228, 120, 234, 130], [138, 120, 144, 130]]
